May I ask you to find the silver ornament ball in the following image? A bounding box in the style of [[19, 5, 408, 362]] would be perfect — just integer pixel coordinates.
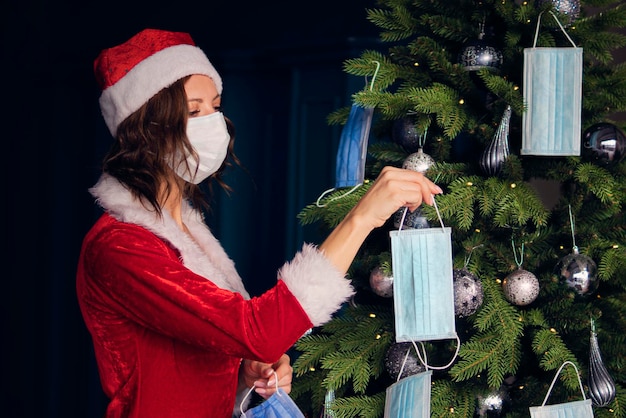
[[402, 149, 435, 173], [537, 0, 581, 26], [369, 266, 394, 298], [476, 389, 510, 417], [555, 251, 599, 296], [459, 37, 503, 72], [384, 342, 426, 381], [502, 269, 540, 306], [453, 269, 484, 317]]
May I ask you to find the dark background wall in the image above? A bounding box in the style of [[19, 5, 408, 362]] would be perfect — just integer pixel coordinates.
[[2, 1, 380, 417]]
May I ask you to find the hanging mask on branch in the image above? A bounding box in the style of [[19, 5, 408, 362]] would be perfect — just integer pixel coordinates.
[[335, 103, 374, 188], [384, 341, 432, 418], [316, 61, 380, 207], [389, 198, 460, 370], [384, 370, 432, 418], [522, 11, 583, 156]]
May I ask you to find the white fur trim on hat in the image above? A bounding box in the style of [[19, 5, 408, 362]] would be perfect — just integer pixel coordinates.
[[99, 44, 222, 136]]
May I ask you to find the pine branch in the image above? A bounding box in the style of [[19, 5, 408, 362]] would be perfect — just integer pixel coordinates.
[[328, 392, 386, 418], [531, 329, 580, 391], [574, 163, 620, 205], [431, 380, 476, 418]]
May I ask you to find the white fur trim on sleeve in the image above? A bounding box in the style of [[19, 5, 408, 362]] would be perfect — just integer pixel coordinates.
[[278, 244, 354, 327]]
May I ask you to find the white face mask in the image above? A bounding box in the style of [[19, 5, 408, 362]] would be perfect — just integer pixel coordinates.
[[171, 112, 230, 184]]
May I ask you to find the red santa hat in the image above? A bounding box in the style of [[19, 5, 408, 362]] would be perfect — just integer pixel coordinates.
[[94, 28, 222, 136]]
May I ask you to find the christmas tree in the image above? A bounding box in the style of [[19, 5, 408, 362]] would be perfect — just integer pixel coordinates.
[[290, 0, 626, 417]]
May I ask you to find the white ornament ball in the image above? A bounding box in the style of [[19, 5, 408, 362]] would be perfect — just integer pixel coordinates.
[[502, 269, 540, 306], [369, 266, 394, 298]]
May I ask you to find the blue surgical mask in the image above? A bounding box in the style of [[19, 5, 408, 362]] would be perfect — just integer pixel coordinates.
[[529, 361, 594, 418], [170, 112, 231, 184], [240, 388, 305, 418], [389, 225, 457, 343], [335, 104, 374, 188], [239, 371, 305, 418], [384, 370, 432, 418], [521, 11, 582, 156]]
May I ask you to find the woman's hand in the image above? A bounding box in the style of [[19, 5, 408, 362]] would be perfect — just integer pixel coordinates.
[[239, 353, 293, 399], [319, 166, 442, 273], [351, 166, 443, 230]]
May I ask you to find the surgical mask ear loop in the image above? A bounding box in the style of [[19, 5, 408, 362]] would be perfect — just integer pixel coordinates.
[[395, 341, 429, 382], [540, 361, 587, 407], [240, 370, 280, 417]]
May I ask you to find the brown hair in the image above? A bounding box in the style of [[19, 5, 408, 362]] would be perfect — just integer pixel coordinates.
[[102, 76, 239, 216]]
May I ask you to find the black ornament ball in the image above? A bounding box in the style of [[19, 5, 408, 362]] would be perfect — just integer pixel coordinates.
[[384, 342, 426, 381], [502, 269, 540, 306], [555, 251, 599, 296], [453, 269, 484, 317], [582, 122, 626, 164], [369, 266, 394, 298], [459, 37, 503, 72], [392, 117, 421, 152]]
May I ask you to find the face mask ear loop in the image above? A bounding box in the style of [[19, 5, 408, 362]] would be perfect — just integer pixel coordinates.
[[316, 184, 362, 208], [396, 344, 414, 382], [432, 195, 445, 231], [240, 370, 281, 416], [410, 337, 460, 371], [369, 60, 381, 92], [533, 10, 577, 48], [541, 361, 586, 407], [397, 207, 409, 231]]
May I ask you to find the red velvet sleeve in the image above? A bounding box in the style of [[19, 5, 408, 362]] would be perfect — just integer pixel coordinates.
[[78, 215, 313, 364]]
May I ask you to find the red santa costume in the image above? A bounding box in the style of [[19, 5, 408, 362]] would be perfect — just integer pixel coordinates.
[[76, 29, 354, 418]]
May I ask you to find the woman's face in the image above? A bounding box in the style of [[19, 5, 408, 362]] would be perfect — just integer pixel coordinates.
[[184, 75, 222, 119]]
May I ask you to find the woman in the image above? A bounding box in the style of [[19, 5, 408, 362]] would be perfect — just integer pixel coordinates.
[[77, 28, 442, 417]]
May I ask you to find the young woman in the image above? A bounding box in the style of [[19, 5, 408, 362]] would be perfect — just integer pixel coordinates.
[[77, 28, 442, 417]]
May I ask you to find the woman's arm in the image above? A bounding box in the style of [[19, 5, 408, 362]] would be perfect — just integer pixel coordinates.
[[319, 166, 442, 273]]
